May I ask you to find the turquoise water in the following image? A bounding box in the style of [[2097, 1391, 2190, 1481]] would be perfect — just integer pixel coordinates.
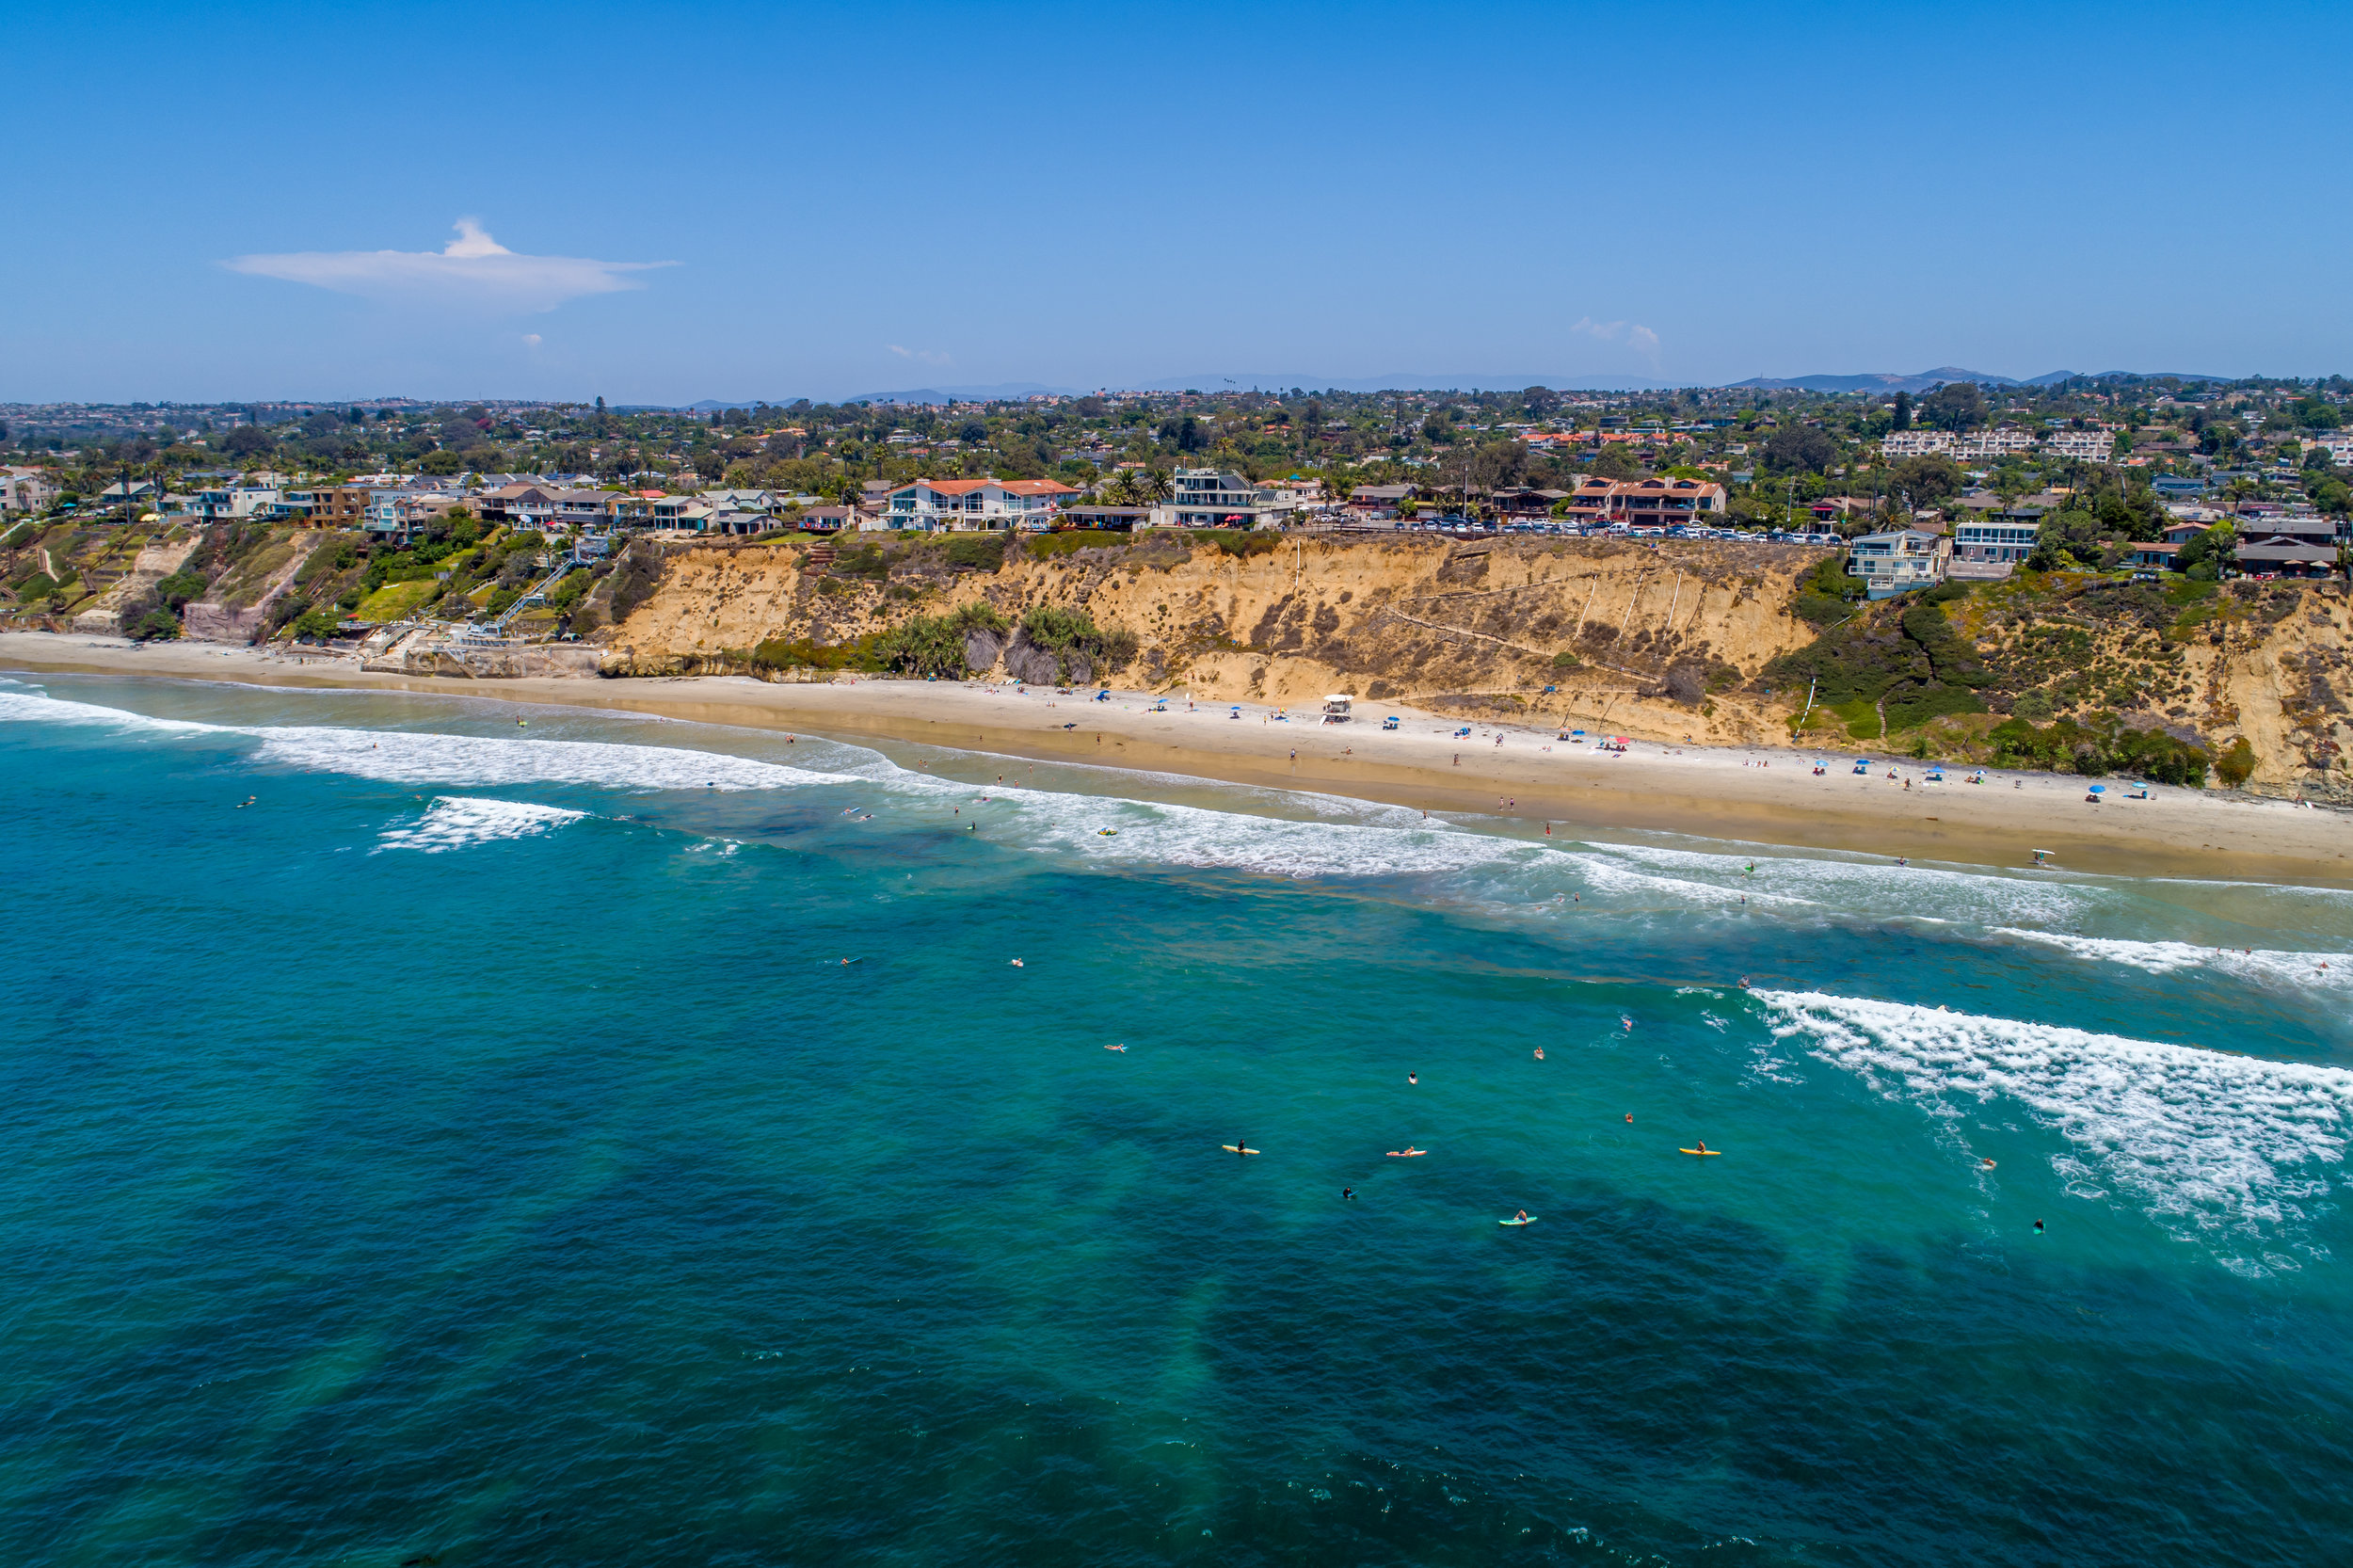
[[3, 671, 2350, 1567]]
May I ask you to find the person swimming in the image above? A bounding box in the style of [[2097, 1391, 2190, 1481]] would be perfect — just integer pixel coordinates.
[[1009, 958, 1024, 967], [1624, 1112, 1633, 1124], [1106, 1043, 1127, 1052], [1981, 1157, 1996, 1168]]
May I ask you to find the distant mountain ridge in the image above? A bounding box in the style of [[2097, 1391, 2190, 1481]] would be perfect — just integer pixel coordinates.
[[677, 367, 2235, 408]]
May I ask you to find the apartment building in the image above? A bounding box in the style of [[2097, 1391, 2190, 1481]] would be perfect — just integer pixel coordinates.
[[1882, 428, 2038, 460], [2044, 429, 2116, 463]]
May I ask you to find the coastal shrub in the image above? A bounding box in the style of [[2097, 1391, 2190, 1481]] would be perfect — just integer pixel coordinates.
[[1987, 715, 2212, 786], [940, 535, 1008, 571], [1831, 698, 1881, 740], [831, 542, 888, 580], [751, 634, 883, 673], [1019, 603, 1139, 677], [156, 569, 207, 611], [292, 607, 342, 640], [1194, 530, 1281, 558], [1551, 650, 1579, 668], [1, 521, 34, 551], [15, 571, 59, 602], [1790, 555, 1865, 627], [2215, 737, 2256, 788], [547, 568, 591, 616], [1882, 683, 1987, 732], [127, 608, 181, 641], [606, 549, 664, 623], [1028, 531, 1126, 559]]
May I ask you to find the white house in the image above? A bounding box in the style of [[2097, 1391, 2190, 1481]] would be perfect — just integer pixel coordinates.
[[3, 468, 61, 513], [874, 478, 1079, 532], [189, 485, 281, 520], [1153, 469, 1302, 528], [1846, 528, 1952, 597]]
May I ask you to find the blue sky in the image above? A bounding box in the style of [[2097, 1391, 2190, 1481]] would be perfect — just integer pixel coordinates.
[[8, 1, 2349, 403]]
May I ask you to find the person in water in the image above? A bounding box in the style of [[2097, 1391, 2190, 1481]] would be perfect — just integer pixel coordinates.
[[2033, 1219, 2045, 1233], [1342, 1187, 1356, 1200]]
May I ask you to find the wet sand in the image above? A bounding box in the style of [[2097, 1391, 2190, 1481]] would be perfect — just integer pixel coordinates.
[[6, 630, 2346, 885]]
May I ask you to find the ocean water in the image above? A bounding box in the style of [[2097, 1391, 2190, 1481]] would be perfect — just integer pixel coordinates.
[[2, 671, 2349, 1568]]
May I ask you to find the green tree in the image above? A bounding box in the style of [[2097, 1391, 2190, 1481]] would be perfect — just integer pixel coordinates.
[[1891, 390, 1913, 431], [1920, 382, 1988, 431], [1762, 425, 1837, 473]]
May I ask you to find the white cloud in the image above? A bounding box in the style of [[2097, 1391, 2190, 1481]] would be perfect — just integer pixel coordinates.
[[888, 344, 952, 366], [1570, 316, 1663, 372], [224, 219, 675, 312]]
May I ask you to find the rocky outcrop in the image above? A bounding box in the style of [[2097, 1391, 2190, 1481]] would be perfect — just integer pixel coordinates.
[[70, 536, 197, 636]]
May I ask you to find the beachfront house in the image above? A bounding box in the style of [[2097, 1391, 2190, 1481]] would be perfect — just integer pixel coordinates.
[[1845, 528, 1951, 598], [1155, 469, 1304, 529], [2232, 512, 2345, 578], [876, 478, 1080, 532], [1559, 476, 1728, 529]]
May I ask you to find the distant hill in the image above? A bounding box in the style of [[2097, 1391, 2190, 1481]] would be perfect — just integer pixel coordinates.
[[1730, 366, 2032, 394], [1729, 366, 2235, 394], [1128, 372, 1680, 394]]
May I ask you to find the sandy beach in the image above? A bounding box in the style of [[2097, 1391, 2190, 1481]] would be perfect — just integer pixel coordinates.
[[5, 628, 2345, 885]]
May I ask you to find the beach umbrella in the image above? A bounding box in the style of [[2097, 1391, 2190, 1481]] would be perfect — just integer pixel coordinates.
[[2088, 784, 2106, 794]]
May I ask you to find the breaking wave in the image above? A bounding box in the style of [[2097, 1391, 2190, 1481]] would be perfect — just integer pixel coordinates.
[[378, 796, 586, 853], [1754, 988, 2353, 1259], [1994, 928, 2353, 990]]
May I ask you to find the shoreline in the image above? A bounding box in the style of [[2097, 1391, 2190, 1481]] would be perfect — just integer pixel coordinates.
[[5, 630, 2348, 886]]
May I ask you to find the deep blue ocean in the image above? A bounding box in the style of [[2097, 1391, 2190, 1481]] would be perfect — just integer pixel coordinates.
[[4, 671, 2350, 1567]]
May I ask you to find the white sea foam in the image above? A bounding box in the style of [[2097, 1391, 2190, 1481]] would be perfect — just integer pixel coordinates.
[[377, 796, 586, 853], [0, 688, 215, 733], [0, 684, 854, 792], [1754, 989, 2353, 1255], [1591, 840, 2101, 926], [248, 724, 851, 792], [1993, 929, 2353, 990]]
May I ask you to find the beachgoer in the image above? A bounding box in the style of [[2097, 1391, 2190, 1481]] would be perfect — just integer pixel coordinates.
[[1695, 1141, 1708, 1154], [1513, 1209, 1530, 1223], [2033, 1219, 2044, 1234], [1342, 1187, 1355, 1200], [1625, 1112, 1633, 1123], [1981, 1157, 1996, 1168], [1408, 1072, 1418, 1085]]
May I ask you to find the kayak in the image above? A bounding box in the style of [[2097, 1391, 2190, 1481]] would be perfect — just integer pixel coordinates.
[[1678, 1148, 1722, 1157]]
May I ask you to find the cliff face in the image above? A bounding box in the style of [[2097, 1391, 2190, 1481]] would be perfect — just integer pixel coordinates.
[[600, 534, 1833, 745]]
